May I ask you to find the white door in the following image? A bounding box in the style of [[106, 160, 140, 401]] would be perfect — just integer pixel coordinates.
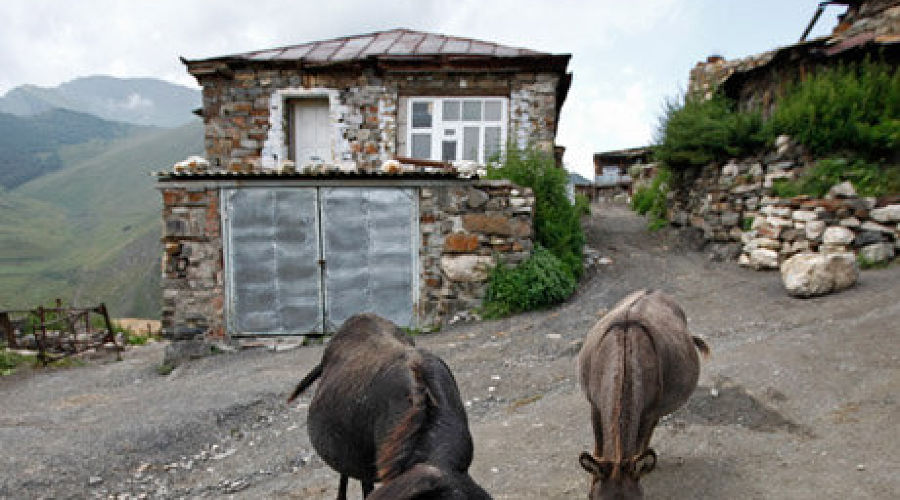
[[292, 98, 331, 164]]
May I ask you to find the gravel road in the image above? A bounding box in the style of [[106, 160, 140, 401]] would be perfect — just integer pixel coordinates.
[[2, 203, 898, 499]]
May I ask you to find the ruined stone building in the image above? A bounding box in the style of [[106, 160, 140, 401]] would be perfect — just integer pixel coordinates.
[[157, 29, 572, 342]]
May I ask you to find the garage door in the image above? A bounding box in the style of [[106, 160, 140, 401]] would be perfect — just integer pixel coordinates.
[[224, 187, 417, 335]]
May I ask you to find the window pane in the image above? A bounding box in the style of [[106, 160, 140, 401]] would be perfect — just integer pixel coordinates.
[[484, 126, 501, 161], [484, 100, 502, 121], [462, 101, 481, 121], [411, 133, 432, 159], [442, 141, 457, 162], [463, 126, 480, 161], [444, 128, 455, 137], [442, 100, 460, 121], [412, 102, 432, 128]]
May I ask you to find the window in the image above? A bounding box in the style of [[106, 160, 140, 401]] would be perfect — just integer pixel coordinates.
[[407, 97, 507, 164]]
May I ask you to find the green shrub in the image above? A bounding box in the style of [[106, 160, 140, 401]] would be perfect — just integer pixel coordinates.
[[1, 349, 37, 375], [631, 167, 671, 230], [481, 246, 577, 318], [773, 158, 899, 198], [486, 146, 585, 278], [574, 193, 591, 216], [764, 59, 900, 159], [654, 93, 764, 169]]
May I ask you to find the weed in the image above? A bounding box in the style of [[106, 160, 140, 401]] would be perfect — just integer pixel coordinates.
[[857, 254, 890, 270], [0, 349, 37, 375], [156, 362, 175, 376], [631, 167, 672, 230], [741, 217, 755, 231], [574, 193, 591, 216], [481, 246, 577, 319]]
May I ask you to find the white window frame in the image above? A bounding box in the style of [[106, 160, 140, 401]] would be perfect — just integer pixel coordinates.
[[407, 97, 508, 164]]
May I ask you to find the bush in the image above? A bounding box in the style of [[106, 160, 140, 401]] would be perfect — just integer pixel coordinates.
[[772, 158, 900, 198], [764, 59, 900, 159], [481, 246, 577, 318], [654, 93, 763, 170], [1, 349, 36, 375], [574, 193, 591, 216], [486, 146, 585, 278], [631, 167, 671, 230]]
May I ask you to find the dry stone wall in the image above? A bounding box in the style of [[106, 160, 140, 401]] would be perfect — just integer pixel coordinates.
[[669, 139, 899, 270]]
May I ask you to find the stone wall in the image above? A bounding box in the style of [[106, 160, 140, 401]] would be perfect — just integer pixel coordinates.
[[159, 179, 533, 340], [159, 187, 225, 341], [668, 139, 899, 269], [195, 69, 562, 172], [419, 179, 534, 325]]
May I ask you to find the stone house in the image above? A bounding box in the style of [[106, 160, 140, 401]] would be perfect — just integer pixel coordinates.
[[157, 29, 572, 342]]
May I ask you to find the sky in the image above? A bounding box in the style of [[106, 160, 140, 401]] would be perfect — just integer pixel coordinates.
[[0, 0, 843, 178]]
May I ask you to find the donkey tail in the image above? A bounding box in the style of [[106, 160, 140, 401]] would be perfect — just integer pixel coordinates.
[[287, 363, 323, 403], [692, 336, 711, 360]]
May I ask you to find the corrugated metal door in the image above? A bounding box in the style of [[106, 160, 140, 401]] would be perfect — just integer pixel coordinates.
[[321, 187, 417, 331], [224, 188, 322, 335], [224, 187, 416, 335]]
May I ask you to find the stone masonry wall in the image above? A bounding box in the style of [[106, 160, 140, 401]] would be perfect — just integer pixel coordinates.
[[159, 187, 224, 340], [196, 69, 561, 172], [669, 138, 899, 270], [160, 180, 533, 340], [419, 179, 534, 326]]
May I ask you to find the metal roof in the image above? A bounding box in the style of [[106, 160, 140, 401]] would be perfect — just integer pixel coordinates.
[[186, 28, 548, 65]]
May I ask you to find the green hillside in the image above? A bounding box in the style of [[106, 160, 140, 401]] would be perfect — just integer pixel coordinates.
[[0, 109, 147, 188], [1, 121, 204, 317]]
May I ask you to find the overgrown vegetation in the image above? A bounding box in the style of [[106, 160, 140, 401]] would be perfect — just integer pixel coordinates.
[[630, 167, 672, 230], [763, 59, 900, 160], [480, 146, 585, 317], [772, 158, 900, 198], [481, 246, 577, 318], [0, 349, 36, 376], [486, 146, 585, 279], [654, 94, 763, 170], [574, 193, 591, 216], [857, 253, 890, 270]]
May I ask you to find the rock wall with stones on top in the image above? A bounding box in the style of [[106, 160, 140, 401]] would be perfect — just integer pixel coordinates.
[[195, 69, 562, 172], [668, 136, 899, 270], [159, 180, 534, 340]]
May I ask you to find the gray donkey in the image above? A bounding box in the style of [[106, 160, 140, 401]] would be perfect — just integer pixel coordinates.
[[578, 290, 709, 499], [288, 313, 491, 500]]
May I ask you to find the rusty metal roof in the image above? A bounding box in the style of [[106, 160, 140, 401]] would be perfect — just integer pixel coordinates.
[[188, 28, 548, 65]]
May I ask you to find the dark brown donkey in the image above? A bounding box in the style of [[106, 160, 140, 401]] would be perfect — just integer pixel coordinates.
[[577, 290, 709, 499], [287, 313, 491, 500]]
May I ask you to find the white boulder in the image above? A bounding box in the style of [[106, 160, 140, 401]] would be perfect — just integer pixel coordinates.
[[780, 252, 858, 297]]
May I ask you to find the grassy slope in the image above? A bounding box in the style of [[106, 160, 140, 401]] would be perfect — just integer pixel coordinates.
[[1, 121, 203, 316]]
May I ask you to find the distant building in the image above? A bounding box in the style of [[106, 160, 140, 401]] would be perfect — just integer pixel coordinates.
[[592, 146, 654, 198]]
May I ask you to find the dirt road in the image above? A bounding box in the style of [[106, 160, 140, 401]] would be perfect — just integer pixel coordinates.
[[2, 203, 898, 499]]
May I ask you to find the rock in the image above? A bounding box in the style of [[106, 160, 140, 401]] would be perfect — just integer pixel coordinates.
[[722, 160, 739, 177], [738, 253, 751, 267], [707, 242, 742, 262], [780, 252, 858, 297], [757, 222, 783, 240], [749, 248, 780, 270], [769, 160, 794, 171], [764, 171, 794, 188], [791, 210, 817, 222], [749, 237, 781, 250], [770, 206, 793, 218], [820, 243, 850, 255], [466, 188, 490, 208], [440, 255, 494, 282], [781, 228, 800, 242], [88, 476, 103, 486], [163, 339, 214, 367], [749, 163, 764, 177], [805, 220, 826, 241], [859, 242, 895, 264], [826, 181, 856, 199], [822, 226, 854, 246], [839, 217, 861, 228], [721, 212, 740, 227], [443, 233, 480, 253], [870, 204, 900, 223], [860, 220, 894, 235], [853, 230, 885, 247]]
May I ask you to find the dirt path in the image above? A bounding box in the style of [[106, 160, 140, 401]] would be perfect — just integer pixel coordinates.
[[2, 203, 898, 499]]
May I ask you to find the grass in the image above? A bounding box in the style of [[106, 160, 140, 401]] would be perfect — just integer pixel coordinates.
[[631, 167, 672, 230], [771, 158, 900, 198], [481, 246, 577, 319], [857, 254, 891, 270]]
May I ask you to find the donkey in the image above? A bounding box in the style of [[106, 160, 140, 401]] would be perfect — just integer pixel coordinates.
[[287, 313, 491, 500], [577, 290, 709, 499]]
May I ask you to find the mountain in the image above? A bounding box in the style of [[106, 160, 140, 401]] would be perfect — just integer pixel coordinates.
[[0, 121, 204, 317], [0, 108, 148, 189], [0, 76, 200, 128]]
